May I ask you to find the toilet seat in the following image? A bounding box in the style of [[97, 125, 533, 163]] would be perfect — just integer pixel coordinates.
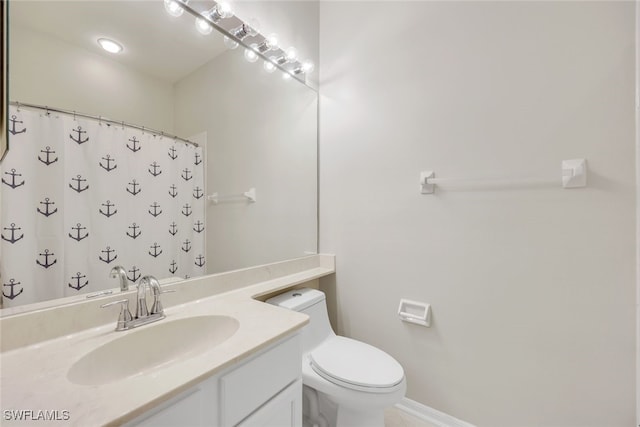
[[309, 336, 404, 393]]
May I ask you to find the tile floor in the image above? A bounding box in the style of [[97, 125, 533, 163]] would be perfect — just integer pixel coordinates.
[[384, 406, 439, 427]]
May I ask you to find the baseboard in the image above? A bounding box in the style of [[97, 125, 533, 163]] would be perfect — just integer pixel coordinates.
[[395, 398, 476, 427]]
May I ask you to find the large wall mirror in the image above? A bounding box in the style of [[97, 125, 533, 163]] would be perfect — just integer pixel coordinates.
[[0, 0, 318, 312]]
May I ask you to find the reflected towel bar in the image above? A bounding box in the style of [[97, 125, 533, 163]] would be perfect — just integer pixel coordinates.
[[207, 188, 256, 204]]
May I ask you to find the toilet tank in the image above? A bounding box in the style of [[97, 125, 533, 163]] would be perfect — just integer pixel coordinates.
[[267, 288, 335, 352]]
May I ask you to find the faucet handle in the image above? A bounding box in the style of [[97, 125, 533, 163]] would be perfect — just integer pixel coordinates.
[[101, 299, 133, 331], [150, 289, 176, 315]]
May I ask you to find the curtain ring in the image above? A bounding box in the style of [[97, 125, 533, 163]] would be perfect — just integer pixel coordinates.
[[121, 121, 125, 130], [73, 111, 76, 121], [16, 102, 21, 112], [45, 106, 50, 116]]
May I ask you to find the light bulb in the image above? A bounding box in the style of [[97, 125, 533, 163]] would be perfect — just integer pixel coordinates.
[[223, 36, 239, 49], [263, 60, 276, 73], [195, 15, 213, 35], [244, 47, 259, 63], [213, 2, 233, 19], [164, 0, 186, 17], [97, 38, 123, 54], [285, 47, 298, 63], [302, 60, 314, 73], [282, 72, 292, 81]]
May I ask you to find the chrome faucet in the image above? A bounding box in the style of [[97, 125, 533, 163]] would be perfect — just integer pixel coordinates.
[[109, 265, 129, 291], [101, 274, 175, 331]]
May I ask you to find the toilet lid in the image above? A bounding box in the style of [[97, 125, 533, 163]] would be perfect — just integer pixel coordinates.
[[309, 336, 404, 391]]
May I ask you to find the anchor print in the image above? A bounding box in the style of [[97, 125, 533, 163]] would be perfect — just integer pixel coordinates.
[[128, 266, 141, 282], [195, 255, 205, 268], [68, 272, 88, 291], [193, 221, 204, 233], [169, 222, 178, 236], [99, 246, 118, 264], [181, 168, 192, 181], [69, 175, 89, 193], [195, 152, 202, 166], [99, 155, 117, 172], [168, 184, 178, 198], [36, 249, 57, 268], [148, 202, 162, 217], [182, 203, 192, 217], [3, 279, 24, 300], [148, 161, 162, 177], [2, 223, 24, 243], [169, 261, 178, 275], [38, 146, 58, 165], [2, 169, 25, 189], [8, 115, 26, 135], [193, 187, 204, 199], [168, 146, 178, 160], [69, 223, 89, 241], [37, 198, 58, 217], [127, 223, 141, 239], [126, 180, 141, 196], [99, 200, 117, 218], [182, 239, 191, 253], [127, 136, 141, 153], [149, 242, 163, 258], [69, 126, 89, 144]]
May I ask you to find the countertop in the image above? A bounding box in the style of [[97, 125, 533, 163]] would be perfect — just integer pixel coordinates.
[[0, 255, 335, 426]]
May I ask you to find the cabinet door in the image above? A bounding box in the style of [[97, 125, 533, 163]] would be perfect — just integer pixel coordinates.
[[238, 379, 302, 427], [124, 376, 218, 427]]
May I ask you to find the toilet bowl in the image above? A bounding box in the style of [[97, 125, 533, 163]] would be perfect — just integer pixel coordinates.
[[267, 288, 406, 427]]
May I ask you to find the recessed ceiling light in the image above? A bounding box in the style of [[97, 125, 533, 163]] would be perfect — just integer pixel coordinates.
[[97, 38, 123, 54]]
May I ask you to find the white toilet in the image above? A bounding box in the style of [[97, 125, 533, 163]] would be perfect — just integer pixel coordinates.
[[267, 288, 406, 427]]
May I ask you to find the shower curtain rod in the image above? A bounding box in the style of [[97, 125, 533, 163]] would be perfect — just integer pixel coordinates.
[[9, 101, 199, 148]]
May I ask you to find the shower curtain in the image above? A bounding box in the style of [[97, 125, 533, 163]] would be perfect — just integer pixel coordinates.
[[1, 106, 205, 307]]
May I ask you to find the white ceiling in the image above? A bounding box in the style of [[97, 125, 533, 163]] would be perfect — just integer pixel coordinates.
[[10, 0, 229, 84]]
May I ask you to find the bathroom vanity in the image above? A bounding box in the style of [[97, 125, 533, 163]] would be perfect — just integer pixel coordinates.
[[0, 255, 334, 426], [127, 335, 302, 427]]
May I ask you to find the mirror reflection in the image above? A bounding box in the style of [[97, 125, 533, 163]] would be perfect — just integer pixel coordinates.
[[1, 0, 318, 311]]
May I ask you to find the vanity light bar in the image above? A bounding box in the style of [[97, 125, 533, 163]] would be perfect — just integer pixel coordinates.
[[173, 1, 314, 84]]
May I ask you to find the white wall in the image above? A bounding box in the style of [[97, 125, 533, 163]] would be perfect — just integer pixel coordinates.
[[174, 50, 317, 274], [9, 25, 174, 131], [319, 2, 636, 426]]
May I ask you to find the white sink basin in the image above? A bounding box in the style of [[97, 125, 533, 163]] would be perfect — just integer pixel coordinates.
[[67, 315, 239, 386]]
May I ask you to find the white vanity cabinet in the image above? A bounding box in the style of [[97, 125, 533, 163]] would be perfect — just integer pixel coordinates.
[[126, 334, 302, 427]]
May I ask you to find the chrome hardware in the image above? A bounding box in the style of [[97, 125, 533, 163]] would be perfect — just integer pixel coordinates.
[[135, 277, 150, 319], [100, 299, 133, 331], [109, 265, 129, 291], [101, 275, 176, 331]]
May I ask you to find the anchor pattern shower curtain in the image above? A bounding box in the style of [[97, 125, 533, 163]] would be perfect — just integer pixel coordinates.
[[1, 106, 205, 307]]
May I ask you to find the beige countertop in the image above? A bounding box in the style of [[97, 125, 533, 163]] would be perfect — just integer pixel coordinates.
[[0, 255, 335, 426]]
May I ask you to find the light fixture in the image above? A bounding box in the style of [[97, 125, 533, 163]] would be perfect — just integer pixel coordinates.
[[209, 2, 233, 22], [164, 0, 187, 17], [293, 60, 314, 75], [230, 23, 259, 41], [274, 47, 298, 65], [244, 46, 259, 63], [97, 38, 123, 54], [282, 72, 292, 81], [255, 34, 278, 53], [195, 15, 213, 35], [263, 59, 277, 73], [223, 36, 239, 50], [195, 2, 232, 35]]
